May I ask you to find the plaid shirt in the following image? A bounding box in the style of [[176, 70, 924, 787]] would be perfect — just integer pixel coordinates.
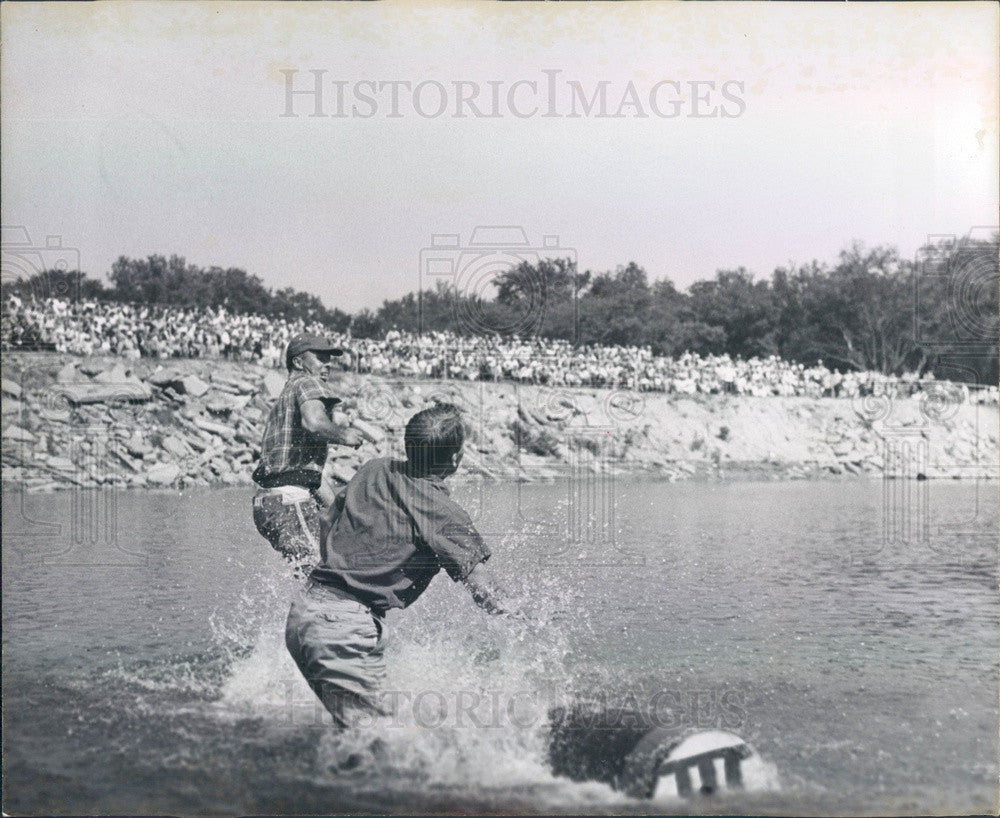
[[252, 372, 339, 488]]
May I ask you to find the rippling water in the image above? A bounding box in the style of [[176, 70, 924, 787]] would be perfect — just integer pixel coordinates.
[[3, 479, 997, 815]]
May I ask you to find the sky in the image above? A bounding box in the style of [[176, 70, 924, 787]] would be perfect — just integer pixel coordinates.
[[2, 1, 997, 313]]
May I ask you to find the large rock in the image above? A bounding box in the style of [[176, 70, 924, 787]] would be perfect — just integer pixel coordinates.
[[78, 360, 105, 377], [147, 367, 185, 388], [47, 456, 77, 471], [147, 462, 181, 486], [210, 372, 256, 394], [3, 424, 36, 443], [1, 378, 23, 398], [55, 382, 152, 405], [2, 399, 23, 417], [55, 362, 81, 383], [124, 432, 152, 457], [94, 363, 133, 384], [353, 418, 385, 444], [206, 393, 251, 415], [193, 416, 236, 439], [262, 372, 285, 399], [160, 435, 190, 459], [180, 375, 210, 398], [831, 441, 854, 458]]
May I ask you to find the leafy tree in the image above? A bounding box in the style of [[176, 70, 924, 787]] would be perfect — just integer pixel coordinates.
[[687, 268, 778, 359], [578, 262, 653, 346]]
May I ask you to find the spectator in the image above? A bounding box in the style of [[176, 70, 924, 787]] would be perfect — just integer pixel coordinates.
[[3, 295, 994, 405]]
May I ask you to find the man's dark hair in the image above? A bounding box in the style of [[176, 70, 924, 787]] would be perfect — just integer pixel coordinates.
[[404, 403, 465, 474]]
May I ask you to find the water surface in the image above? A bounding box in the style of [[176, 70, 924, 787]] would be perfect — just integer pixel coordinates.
[[3, 479, 997, 815]]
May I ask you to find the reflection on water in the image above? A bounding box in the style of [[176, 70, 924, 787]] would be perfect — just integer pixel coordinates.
[[3, 480, 997, 815]]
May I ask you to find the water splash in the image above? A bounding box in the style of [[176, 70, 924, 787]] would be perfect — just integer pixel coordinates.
[[203, 534, 633, 805]]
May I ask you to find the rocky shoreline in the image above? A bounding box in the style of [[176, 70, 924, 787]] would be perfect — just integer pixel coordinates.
[[1, 353, 995, 492]]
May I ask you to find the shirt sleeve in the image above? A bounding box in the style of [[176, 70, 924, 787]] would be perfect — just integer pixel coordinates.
[[411, 485, 491, 582], [319, 486, 348, 544], [294, 374, 336, 406]]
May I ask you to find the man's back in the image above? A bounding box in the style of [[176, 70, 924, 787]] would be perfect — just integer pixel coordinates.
[[253, 370, 332, 488], [311, 457, 490, 613]]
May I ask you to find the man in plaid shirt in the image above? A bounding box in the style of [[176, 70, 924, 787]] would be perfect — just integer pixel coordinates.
[[252, 333, 362, 568]]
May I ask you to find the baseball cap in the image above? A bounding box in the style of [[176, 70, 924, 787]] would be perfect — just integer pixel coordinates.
[[285, 333, 344, 368]]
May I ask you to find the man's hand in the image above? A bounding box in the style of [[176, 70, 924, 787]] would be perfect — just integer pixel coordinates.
[[302, 399, 364, 448], [462, 561, 520, 619], [340, 428, 364, 448]]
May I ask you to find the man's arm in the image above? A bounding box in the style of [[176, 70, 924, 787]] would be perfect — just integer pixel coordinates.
[[319, 486, 347, 543], [300, 399, 363, 448], [461, 560, 521, 618]]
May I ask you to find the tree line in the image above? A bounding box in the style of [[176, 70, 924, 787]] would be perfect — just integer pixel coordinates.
[[5, 255, 353, 332], [5, 237, 997, 384]]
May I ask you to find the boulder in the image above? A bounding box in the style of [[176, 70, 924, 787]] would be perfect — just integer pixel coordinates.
[[353, 418, 385, 444], [147, 368, 185, 388], [210, 372, 256, 394], [1, 378, 23, 398], [185, 435, 208, 453], [193, 416, 236, 439], [124, 432, 153, 457], [160, 435, 190, 459], [206, 394, 251, 415], [180, 375, 210, 398], [3, 424, 36, 443], [831, 441, 854, 457], [207, 381, 241, 395], [94, 362, 133, 384], [55, 382, 152, 405], [78, 360, 105, 377], [147, 462, 181, 486], [209, 457, 232, 476], [262, 372, 285, 399], [47, 456, 77, 471]]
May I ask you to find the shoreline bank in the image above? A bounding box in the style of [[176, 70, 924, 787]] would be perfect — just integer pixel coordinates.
[[2, 353, 995, 492]]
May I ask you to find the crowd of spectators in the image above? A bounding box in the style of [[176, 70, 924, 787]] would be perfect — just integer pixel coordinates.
[[3, 296, 996, 404]]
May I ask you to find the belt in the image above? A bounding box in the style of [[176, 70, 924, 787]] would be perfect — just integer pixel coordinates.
[[306, 579, 385, 618], [257, 485, 316, 505]]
